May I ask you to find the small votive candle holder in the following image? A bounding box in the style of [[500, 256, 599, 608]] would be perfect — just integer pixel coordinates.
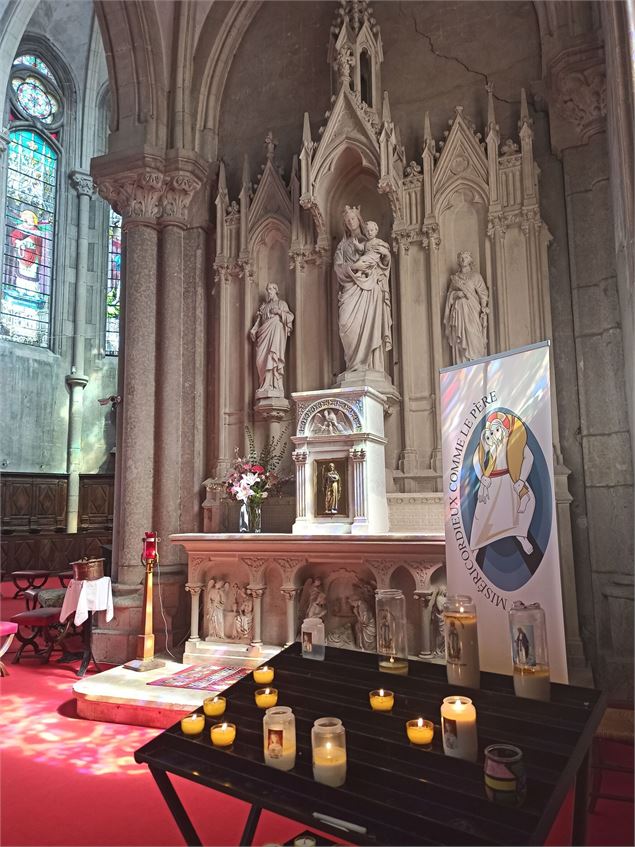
[[203, 696, 226, 718], [369, 689, 394, 711], [180, 713, 205, 736], [255, 687, 278, 709], [253, 665, 275, 685], [406, 718, 434, 746], [210, 721, 236, 748]]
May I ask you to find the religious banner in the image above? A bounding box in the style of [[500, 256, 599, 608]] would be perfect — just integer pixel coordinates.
[[440, 341, 568, 683]]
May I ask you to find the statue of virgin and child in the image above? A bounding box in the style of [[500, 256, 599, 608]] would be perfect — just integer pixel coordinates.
[[334, 206, 393, 374]]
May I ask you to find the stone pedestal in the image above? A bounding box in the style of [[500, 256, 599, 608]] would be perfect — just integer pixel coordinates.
[[291, 387, 389, 535]]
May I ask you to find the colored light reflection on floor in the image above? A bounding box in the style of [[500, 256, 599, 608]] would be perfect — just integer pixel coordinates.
[[0, 684, 157, 776]]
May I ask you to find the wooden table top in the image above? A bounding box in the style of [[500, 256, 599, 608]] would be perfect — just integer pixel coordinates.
[[135, 643, 606, 846]]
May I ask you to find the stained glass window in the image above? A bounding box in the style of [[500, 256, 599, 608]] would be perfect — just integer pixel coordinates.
[[2, 52, 61, 348], [1, 130, 57, 346], [105, 209, 122, 356], [13, 55, 54, 79]]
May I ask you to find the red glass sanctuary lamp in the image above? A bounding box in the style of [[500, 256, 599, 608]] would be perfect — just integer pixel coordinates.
[[124, 531, 165, 672]]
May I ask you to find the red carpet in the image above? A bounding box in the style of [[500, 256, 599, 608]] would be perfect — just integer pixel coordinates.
[[1, 580, 633, 846]]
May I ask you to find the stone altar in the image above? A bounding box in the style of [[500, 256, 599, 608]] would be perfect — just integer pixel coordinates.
[[172, 533, 446, 667]]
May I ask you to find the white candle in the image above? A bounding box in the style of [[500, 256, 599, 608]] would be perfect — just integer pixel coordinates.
[[445, 608, 480, 688], [312, 741, 347, 787], [440, 695, 477, 762], [513, 664, 550, 701]]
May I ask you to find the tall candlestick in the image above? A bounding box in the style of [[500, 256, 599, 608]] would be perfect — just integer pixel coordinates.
[[441, 695, 478, 762], [444, 595, 480, 688]]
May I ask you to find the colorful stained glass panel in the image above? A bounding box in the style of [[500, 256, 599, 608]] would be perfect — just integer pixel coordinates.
[[1, 130, 57, 347], [105, 209, 122, 356], [13, 55, 55, 80]]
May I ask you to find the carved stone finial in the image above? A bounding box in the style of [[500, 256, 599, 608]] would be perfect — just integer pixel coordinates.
[[335, 45, 355, 87], [241, 154, 251, 190], [217, 160, 227, 193], [381, 89, 391, 123], [264, 131, 277, 161], [486, 82, 498, 136]]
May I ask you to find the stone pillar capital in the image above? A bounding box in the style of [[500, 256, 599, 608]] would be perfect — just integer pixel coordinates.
[[292, 449, 308, 464], [349, 447, 367, 462], [545, 37, 607, 153], [246, 586, 266, 599], [185, 582, 204, 596], [0, 126, 10, 155], [69, 170, 94, 197]]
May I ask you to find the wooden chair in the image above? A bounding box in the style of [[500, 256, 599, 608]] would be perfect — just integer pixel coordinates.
[[10, 607, 64, 664], [588, 702, 634, 812]]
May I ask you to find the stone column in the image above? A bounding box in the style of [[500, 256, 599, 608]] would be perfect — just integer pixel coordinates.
[[415, 590, 435, 658], [154, 161, 205, 566], [92, 161, 166, 583], [0, 126, 8, 156], [185, 582, 204, 641], [281, 586, 300, 646], [65, 171, 94, 532], [292, 449, 308, 519], [246, 586, 266, 649], [349, 448, 367, 521]]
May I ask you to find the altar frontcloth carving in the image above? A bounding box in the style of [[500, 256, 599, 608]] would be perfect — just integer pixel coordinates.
[[171, 533, 446, 667]]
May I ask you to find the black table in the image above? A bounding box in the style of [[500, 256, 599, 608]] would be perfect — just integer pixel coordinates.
[[134, 644, 606, 846]]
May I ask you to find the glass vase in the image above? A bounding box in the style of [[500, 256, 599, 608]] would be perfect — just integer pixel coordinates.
[[484, 744, 527, 806], [239, 500, 262, 533], [375, 589, 408, 675]]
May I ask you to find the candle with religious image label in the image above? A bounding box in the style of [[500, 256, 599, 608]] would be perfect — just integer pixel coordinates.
[[443, 594, 480, 688], [509, 601, 551, 701], [263, 706, 296, 771], [440, 696, 478, 762]]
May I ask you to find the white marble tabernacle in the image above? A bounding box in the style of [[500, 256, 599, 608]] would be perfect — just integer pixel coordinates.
[[291, 387, 389, 535]]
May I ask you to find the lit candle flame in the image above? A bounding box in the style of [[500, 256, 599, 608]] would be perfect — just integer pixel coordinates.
[[459, 606, 464, 614], [326, 741, 332, 751], [417, 717, 423, 727], [389, 656, 395, 663], [452, 699, 465, 712], [221, 722, 227, 730], [265, 688, 270, 694], [379, 688, 384, 697]]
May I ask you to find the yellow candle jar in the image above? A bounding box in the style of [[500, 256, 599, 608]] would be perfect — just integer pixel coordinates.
[[255, 687, 278, 709], [203, 696, 226, 718], [406, 718, 434, 746], [369, 688, 394, 711], [210, 721, 236, 747], [180, 713, 205, 736], [253, 666, 275, 685]]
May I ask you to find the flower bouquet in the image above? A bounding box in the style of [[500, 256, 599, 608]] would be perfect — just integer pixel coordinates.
[[224, 426, 290, 533]]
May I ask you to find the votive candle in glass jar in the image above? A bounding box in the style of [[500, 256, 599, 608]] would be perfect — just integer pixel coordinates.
[[443, 594, 480, 688], [181, 713, 205, 736], [253, 665, 275, 685], [255, 688, 278, 708], [484, 744, 527, 806], [369, 688, 394, 711], [406, 718, 434, 746], [203, 695, 226, 717], [375, 589, 409, 675], [440, 695, 478, 762], [263, 706, 296, 771], [301, 617, 325, 660], [311, 717, 347, 788], [509, 601, 551, 701], [210, 721, 236, 747]]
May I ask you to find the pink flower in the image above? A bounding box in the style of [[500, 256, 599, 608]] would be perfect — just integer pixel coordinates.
[[252, 465, 265, 473]]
